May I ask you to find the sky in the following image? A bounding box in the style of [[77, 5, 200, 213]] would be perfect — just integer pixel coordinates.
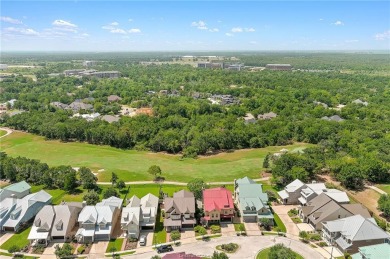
[[1, 1, 389, 51]]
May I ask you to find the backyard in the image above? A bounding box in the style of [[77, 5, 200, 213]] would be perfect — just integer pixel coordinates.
[[1, 131, 311, 182]]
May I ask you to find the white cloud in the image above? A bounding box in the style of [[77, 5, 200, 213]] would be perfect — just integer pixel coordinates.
[[4, 27, 39, 36], [110, 28, 127, 34], [1, 16, 23, 24], [209, 28, 219, 32], [249, 41, 258, 44], [231, 27, 243, 33], [245, 28, 255, 32], [128, 28, 141, 33], [128, 19, 133, 22], [225, 33, 233, 37], [191, 20, 208, 30], [110, 22, 119, 26], [102, 25, 114, 30], [52, 19, 77, 28], [375, 30, 390, 41], [81, 33, 90, 37], [319, 18, 324, 21], [332, 21, 344, 26]]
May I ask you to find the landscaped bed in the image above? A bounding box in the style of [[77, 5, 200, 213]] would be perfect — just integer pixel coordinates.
[[256, 246, 303, 259], [216, 243, 239, 253]]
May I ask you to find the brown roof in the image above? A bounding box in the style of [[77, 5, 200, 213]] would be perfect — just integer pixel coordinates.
[[107, 95, 122, 102], [164, 191, 195, 214], [341, 204, 371, 218]]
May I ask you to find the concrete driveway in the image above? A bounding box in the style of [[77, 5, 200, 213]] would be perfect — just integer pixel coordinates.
[[244, 222, 260, 235], [0, 233, 13, 246], [90, 241, 109, 254], [139, 230, 154, 247], [272, 205, 300, 239], [43, 242, 60, 255], [220, 223, 235, 236], [124, 235, 325, 259]]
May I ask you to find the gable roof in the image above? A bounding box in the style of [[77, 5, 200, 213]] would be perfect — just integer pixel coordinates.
[[78, 206, 97, 223], [121, 207, 140, 226], [285, 179, 305, 192], [3, 181, 31, 193], [96, 196, 122, 212], [127, 195, 141, 207], [165, 190, 195, 214], [173, 190, 194, 198], [353, 243, 390, 259], [203, 187, 233, 212], [96, 206, 114, 224], [51, 204, 82, 236], [140, 193, 159, 210], [236, 176, 256, 185], [323, 215, 390, 242], [28, 205, 55, 240]]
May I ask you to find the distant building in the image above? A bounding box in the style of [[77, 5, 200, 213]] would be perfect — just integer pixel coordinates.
[[91, 71, 120, 79], [83, 61, 98, 67], [321, 115, 344, 122], [0, 64, 8, 70], [258, 112, 277, 120], [50, 102, 69, 110], [67, 101, 93, 112], [225, 63, 244, 71], [136, 108, 153, 116], [107, 95, 122, 102], [352, 99, 368, 106], [243, 113, 256, 124], [101, 115, 120, 123], [64, 69, 86, 76], [197, 62, 223, 69], [265, 64, 292, 71]]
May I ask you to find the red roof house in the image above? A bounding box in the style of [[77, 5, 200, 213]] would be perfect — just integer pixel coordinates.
[[202, 187, 234, 225]]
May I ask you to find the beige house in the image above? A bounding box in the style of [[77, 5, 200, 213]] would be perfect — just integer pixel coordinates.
[[163, 190, 196, 232], [299, 193, 370, 231]]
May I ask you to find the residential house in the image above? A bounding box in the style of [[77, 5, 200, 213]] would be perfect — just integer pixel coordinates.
[[1, 190, 52, 232], [265, 64, 292, 71], [299, 193, 370, 231], [0, 181, 31, 202], [352, 99, 368, 106], [278, 179, 305, 205], [258, 112, 277, 120], [351, 243, 390, 259], [76, 196, 122, 243], [322, 215, 390, 254], [234, 177, 274, 225], [243, 113, 256, 124], [321, 115, 344, 122], [107, 95, 122, 102], [51, 203, 83, 241], [163, 190, 196, 232], [121, 194, 159, 238], [28, 205, 55, 246], [50, 102, 69, 110], [67, 101, 93, 112], [278, 180, 349, 205], [202, 187, 234, 226]]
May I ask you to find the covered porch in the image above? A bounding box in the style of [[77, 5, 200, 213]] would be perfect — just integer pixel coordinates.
[[75, 228, 95, 243]]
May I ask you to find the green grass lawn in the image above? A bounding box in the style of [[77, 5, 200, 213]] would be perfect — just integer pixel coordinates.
[[0, 129, 7, 137], [0, 226, 31, 251], [376, 184, 390, 194], [1, 131, 311, 182], [153, 209, 167, 245], [256, 247, 303, 259], [272, 212, 287, 233], [234, 223, 246, 232], [105, 238, 124, 253]]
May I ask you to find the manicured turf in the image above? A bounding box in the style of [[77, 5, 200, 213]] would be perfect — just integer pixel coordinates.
[[233, 223, 246, 232], [106, 238, 124, 253], [272, 212, 287, 233], [0, 129, 7, 137], [256, 247, 303, 259], [1, 131, 311, 182], [153, 208, 167, 245], [0, 226, 31, 251], [376, 184, 390, 195]]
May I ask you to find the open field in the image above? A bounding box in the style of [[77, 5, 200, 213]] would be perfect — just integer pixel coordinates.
[[0, 129, 7, 137], [1, 131, 311, 182], [377, 184, 390, 194]]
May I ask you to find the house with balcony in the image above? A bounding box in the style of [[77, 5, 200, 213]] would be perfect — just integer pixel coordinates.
[[278, 179, 349, 205], [322, 215, 390, 254], [1, 190, 52, 232], [202, 187, 234, 226], [299, 193, 370, 231], [76, 196, 122, 243], [121, 193, 159, 238], [163, 190, 196, 232], [234, 177, 274, 225]]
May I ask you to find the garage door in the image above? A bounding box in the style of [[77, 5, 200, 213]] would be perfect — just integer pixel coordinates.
[[3, 227, 15, 232], [52, 236, 65, 240], [141, 226, 154, 230], [95, 234, 109, 241], [243, 216, 256, 222]]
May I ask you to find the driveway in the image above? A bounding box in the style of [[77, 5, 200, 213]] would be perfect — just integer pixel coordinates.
[[90, 241, 109, 254], [124, 235, 325, 259], [244, 222, 260, 236], [139, 230, 154, 247], [180, 229, 195, 240], [272, 205, 300, 240], [43, 242, 60, 255], [220, 223, 235, 236], [0, 233, 13, 246]]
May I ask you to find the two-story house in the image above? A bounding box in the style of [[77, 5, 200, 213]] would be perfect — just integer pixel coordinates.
[[299, 193, 371, 230], [121, 193, 159, 238], [278, 179, 305, 205], [202, 187, 234, 226], [1, 190, 52, 232], [76, 196, 122, 243], [234, 177, 274, 225], [322, 215, 390, 254], [163, 190, 196, 232], [28, 205, 55, 246]]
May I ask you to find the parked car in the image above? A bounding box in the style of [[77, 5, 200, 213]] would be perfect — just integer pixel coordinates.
[[139, 235, 146, 246], [157, 244, 173, 253]]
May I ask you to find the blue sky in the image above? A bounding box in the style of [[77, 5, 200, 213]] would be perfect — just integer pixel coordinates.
[[1, 1, 389, 51]]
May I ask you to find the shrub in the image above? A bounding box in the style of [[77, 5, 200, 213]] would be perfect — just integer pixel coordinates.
[[288, 208, 298, 217], [310, 233, 321, 241], [170, 230, 181, 242], [8, 245, 20, 254], [77, 245, 85, 254], [194, 225, 201, 232], [210, 225, 221, 234], [220, 243, 238, 252], [318, 242, 328, 247], [269, 244, 296, 259]]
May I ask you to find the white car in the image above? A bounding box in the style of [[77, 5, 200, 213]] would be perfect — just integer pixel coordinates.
[[139, 235, 146, 246]]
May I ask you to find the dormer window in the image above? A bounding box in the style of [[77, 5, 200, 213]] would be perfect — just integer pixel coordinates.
[[251, 206, 256, 211], [35, 218, 41, 227], [56, 220, 63, 230]]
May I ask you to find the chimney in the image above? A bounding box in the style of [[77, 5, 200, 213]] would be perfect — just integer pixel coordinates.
[[82, 201, 87, 207], [11, 194, 17, 205]]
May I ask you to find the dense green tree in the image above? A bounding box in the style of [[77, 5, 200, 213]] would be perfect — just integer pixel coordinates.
[[54, 243, 73, 259], [268, 244, 296, 259], [211, 251, 229, 259], [148, 165, 162, 180], [378, 194, 390, 217], [64, 171, 77, 193], [187, 178, 208, 200], [79, 167, 97, 190], [263, 152, 271, 168], [116, 180, 126, 190], [103, 187, 119, 198], [111, 172, 118, 186], [83, 190, 100, 205]]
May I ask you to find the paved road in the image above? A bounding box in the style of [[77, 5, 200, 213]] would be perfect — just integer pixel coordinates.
[[124, 235, 324, 259]]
